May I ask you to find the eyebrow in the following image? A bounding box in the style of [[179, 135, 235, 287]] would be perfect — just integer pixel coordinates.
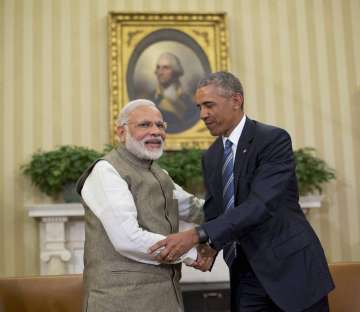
[[137, 119, 164, 123], [199, 101, 215, 106]]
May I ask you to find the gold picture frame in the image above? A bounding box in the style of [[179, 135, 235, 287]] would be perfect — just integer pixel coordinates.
[[108, 12, 229, 150]]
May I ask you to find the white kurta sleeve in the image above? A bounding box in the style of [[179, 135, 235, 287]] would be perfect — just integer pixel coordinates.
[[174, 183, 204, 224], [81, 160, 196, 265]]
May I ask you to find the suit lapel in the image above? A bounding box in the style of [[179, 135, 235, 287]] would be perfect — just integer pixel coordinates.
[[234, 118, 255, 192], [207, 119, 256, 214]]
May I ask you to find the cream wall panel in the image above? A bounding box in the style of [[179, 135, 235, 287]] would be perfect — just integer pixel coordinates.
[[2, 0, 16, 274], [97, 0, 110, 148], [42, 0, 53, 148], [1, 0, 359, 276], [275, 1, 297, 139], [309, 0, 338, 260], [89, 0, 104, 149], [0, 0, 5, 274], [259, 0, 276, 125], [324, 0, 351, 260], [32, 0, 42, 151], [332, 0, 358, 259], [79, 0, 91, 146], [295, 0, 314, 147], [249, 1, 267, 123], [302, 0, 327, 253], [60, 0, 73, 144], [52, 0, 61, 145], [348, 0, 360, 258], [14, 0, 25, 274], [238, 0, 259, 121], [71, 0, 82, 145], [23, 0, 34, 159]]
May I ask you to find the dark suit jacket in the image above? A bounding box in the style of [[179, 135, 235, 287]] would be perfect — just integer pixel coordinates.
[[202, 117, 334, 311]]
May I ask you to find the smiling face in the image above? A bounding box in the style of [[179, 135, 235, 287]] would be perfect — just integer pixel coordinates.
[[195, 84, 244, 137], [117, 106, 166, 160]]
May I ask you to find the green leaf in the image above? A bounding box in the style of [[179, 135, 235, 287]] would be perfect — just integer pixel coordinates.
[[21, 145, 102, 197]]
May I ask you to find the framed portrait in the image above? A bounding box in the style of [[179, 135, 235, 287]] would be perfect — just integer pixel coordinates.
[[108, 12, 229, 149]]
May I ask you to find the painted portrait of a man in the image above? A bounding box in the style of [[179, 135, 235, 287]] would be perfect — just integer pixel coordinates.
[[147, 52, 199, 133], [126, 29, 211, 134]]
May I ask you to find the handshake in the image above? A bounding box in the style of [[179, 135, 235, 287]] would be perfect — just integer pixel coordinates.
[[148, 228, 217, 272], [191, 244, 218, 272]]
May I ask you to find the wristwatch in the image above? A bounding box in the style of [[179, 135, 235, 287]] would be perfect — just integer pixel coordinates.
[[195, 226, 209, 244]]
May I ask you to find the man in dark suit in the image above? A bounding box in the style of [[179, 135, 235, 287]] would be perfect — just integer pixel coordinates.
[[150, 71, 334, 311]]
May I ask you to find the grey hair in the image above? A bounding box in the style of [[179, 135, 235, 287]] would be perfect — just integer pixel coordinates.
[[156, 52, 184, 77], [116, 99, 157, 127], [197, 71, 244, 98]]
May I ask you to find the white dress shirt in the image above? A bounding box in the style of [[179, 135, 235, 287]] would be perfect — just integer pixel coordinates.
[[222, 114, 247, 163], [81, 160, 204, 266]]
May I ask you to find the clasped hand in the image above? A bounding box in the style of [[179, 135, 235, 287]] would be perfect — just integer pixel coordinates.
[[148, 229, 216, 271], [190, 244, 217, 272]]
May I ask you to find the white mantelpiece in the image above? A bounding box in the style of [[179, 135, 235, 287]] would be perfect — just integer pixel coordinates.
[[28, 204, 85, 275], [27, 197, 321, 280]]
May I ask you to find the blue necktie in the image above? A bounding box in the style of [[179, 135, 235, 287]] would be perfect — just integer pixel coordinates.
[[222, 139, 237, 267]]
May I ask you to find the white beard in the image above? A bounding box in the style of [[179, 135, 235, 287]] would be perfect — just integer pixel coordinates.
[[125, 131, 164, 160]]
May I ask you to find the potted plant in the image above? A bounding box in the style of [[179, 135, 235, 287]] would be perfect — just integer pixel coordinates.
[[21, 145, 103, 202], [22, 144, 335, 207], [294, 147, 336, 208], [157, 149, 204, 195]]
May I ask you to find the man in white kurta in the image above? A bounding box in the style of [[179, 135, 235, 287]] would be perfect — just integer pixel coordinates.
[[76, 99, 204, 312]]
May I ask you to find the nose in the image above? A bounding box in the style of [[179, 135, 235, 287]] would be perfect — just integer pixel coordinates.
[[199, 107, 209, 120], [149, 127, 165, 141], [148, 124, 163, 136]]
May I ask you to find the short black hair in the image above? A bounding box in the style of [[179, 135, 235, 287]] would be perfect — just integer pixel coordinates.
[[197, 71, 244, 98]]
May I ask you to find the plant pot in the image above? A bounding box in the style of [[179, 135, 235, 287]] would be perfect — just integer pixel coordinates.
[[299, 193, 323, 209], [63, 183, 81, 203]]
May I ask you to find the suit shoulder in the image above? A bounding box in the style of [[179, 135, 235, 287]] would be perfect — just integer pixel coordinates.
[[249, 120, 294, 157], [253, 120, 291, 140]]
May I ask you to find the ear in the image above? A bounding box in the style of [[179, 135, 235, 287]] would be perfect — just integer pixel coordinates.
[[232, 93, 243, 111], [117, 126, 126, 142]]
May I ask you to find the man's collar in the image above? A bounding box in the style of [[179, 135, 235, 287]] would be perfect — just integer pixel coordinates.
[[222, 114, 246, 147]]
